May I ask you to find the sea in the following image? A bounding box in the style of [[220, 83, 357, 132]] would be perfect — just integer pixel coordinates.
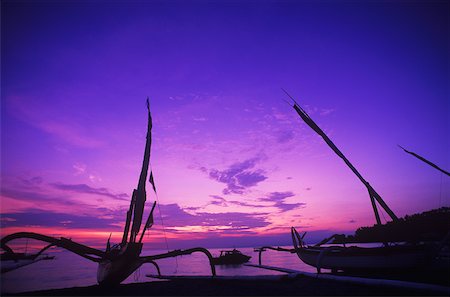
[[1, 246, 321, 294]]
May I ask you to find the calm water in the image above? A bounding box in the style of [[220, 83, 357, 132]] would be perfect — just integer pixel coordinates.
[[1, 246, 319, 294]]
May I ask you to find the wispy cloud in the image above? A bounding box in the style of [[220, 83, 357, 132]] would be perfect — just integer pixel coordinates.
[[158, 204, 270, 230], [209, 195, 228, 207], [1, 209, 119, 230], [320, 108, 335, 116], [227, 199, 266, 208], [37, 120, 104, 148], [1, 176, 128, 217], [276, 130, 295, 143], [9, 96, 104, 148], [50, 183, 128, 201], [259, 191, 306, 213], [20, 176, 43, 186], [208, 195, 267, 209], [73, 163, 87, 175]]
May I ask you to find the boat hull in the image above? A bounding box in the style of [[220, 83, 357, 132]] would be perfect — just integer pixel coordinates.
[[295, 244, 434, 272], [212, 250, 251, 265], [97, 243, 143, 285]]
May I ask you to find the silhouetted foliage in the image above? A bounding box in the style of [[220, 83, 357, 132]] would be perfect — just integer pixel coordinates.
[[332, 207, 450, 244]]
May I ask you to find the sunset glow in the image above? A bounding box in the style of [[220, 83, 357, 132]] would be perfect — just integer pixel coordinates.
[[1, 0, 448, 250]]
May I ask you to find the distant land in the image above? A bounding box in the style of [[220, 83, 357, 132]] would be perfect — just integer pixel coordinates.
[[332, 207, 450, 244], [157, 208, 450, 249]]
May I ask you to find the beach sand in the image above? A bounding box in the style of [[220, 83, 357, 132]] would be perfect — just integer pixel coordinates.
[[6, 274, 449, 296]]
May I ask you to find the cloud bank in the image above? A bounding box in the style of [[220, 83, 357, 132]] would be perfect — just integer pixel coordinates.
[[201, 157, 267, 195], [258, 191, 306, 212]]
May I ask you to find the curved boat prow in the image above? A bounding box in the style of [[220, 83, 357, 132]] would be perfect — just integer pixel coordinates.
[[291, 227, 305, 249]]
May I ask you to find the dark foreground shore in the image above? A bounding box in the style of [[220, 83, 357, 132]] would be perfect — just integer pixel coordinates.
[[6, 274, 450, 296]]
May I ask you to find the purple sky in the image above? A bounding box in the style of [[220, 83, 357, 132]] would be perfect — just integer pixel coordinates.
[[1, 0, 449, 249]]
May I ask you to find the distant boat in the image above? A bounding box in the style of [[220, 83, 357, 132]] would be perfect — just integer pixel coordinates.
[[212, 249, 251, 265], [282, 91, 448, 274], [1, 252, 55, 274]]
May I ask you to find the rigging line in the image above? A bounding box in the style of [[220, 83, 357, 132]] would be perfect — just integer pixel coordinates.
[[154, 182, 179, 273], [154, 190, 170, 252], [149, 163, 178, 272], [147, 163, 169, 251]]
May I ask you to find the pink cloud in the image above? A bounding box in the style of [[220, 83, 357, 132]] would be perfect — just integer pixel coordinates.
[[8, 95, 104, 148], [38, 120, 104, 148]]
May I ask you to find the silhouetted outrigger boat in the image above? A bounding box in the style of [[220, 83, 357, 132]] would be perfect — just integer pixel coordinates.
[[256, 91, 449, 275], [290, 229, 438, 273], [1, 99, 216, 284], [1, 247, 55, 274], [212, 249, 251, 265]]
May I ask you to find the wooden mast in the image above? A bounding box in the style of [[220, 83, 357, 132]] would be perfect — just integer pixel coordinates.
[[122, 98, 153, 244], [285, 90, 398, 224]]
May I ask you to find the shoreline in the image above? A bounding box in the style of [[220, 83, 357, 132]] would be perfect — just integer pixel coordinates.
[[5, 274, 450, 296]]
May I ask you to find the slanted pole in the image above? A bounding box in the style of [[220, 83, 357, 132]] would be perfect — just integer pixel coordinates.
[[399, 145, 450, 177], [285, 90, 398, 223], [369, 190, 382, 226]]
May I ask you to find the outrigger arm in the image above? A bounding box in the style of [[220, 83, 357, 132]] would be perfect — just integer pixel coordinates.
[[1, 232, 217, 277], [141, 247, 216, 276], [1, 232, 107, 263]]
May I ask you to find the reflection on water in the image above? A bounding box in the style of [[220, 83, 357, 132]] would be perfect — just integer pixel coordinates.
[[1, 246, 318, 294]]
